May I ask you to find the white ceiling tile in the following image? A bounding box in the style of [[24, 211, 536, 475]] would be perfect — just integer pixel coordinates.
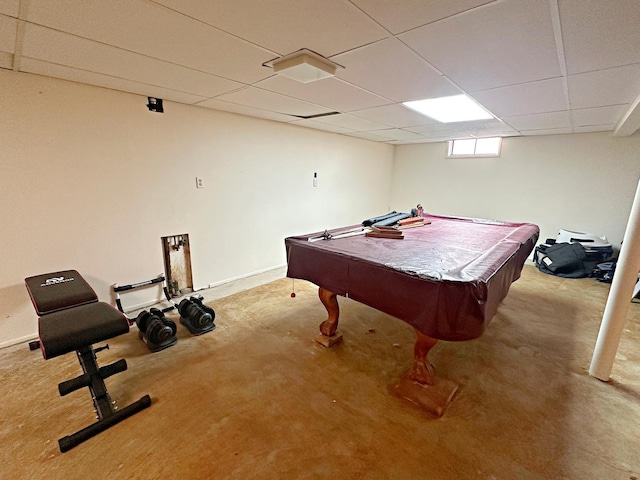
[[311, 113, 391, 131], [350, 104, 438, 128], [519, 128, 573, 136], [195, 98, 298, 122], [368, 128, 423, 141], [387, 138, 433, 145], [20, 58, 208, 104], [399, 0, 561, 91], [574, 125, 615, 134], [405, 118, 507, 135], [568, 64, 640, 110], [404, 124, 449, 135], [214, 87, 333, 117], [334, 38, 461, 102], [0, 0, 18, 17], [471, 78, 567, 117], [572, 105, 627, 127], [421, 126, 520, 140], [350, 0, 496, 34], [344, 131, 396, 142], [153, 0, 388, 56], [560, 0, 640, 74], [4, 0, 640, 143], [0, 14, 16, 53], [289, 119, 355, 134], [254, 75, 390, 112], [21, 24, 243, 98], [502, 111, 571, 131], [25, 0, 275, 84], [421, 135, 462, 142], [467, 125, 520, 137]]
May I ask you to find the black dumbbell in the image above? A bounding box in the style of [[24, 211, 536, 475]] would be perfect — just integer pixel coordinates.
[[177, 296, 216, 335], [135, 308, 178, 352]]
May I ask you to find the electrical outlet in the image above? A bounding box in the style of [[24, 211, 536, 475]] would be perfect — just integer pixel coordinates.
[[196, 177, 204, 189]]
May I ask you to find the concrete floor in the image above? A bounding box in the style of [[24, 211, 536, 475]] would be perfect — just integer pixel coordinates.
[[1, 265, 639, 479]]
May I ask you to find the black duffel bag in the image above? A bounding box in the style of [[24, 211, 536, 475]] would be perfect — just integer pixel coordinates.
[[533, 242, 589, 278]]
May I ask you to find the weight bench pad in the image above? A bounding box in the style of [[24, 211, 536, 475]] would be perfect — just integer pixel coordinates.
[[25, 270, 98, 315], [39, 303, 129, 359]]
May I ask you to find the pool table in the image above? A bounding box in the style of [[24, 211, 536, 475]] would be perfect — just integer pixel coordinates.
[[285, 213, 539, 414]]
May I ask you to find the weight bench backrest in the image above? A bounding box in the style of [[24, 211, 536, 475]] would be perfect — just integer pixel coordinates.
[[25, 270, 98, 315]]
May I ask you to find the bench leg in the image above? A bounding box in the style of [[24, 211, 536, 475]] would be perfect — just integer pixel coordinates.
[[57, 346, 152, 452]]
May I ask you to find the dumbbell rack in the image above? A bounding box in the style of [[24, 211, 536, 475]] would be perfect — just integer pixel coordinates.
[[112, 274, 177, 323]]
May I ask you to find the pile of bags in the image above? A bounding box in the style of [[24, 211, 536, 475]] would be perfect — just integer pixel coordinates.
[[533, 229, 615, 280]]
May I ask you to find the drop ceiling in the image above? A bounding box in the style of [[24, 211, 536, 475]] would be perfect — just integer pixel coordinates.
[[1, 0, 639, 144]]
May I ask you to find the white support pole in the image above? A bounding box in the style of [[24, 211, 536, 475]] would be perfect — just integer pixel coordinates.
[[589, 179, 640, 381]]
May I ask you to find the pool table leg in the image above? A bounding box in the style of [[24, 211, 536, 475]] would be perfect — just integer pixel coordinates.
[[394, 328, 458, 416], [410, 329, 437, 385], [316, 287, 343, 347], [318, 287, 339, 336]]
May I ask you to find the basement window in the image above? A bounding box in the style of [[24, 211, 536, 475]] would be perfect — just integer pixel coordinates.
[[447, 137, 502, 158]]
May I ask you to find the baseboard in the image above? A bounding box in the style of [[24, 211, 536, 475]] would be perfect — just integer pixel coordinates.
[[200, 264, 287, 301], [0, 333, 39, 351], [1, 264, 289, 352]]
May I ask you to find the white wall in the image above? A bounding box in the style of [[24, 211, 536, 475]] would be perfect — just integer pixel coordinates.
[[391, 134, 640, 249], [0, 70, 394, 347]]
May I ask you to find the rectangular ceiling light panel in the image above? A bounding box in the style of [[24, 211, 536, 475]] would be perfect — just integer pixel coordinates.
[[404, 94, 494, 123]]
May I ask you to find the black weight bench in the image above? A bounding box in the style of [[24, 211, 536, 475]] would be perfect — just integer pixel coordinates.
[[25, 270, 151, 452]]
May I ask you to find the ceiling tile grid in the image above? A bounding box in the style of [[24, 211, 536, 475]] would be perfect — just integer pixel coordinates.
[[3, 0, 640, 143], [21, 23, 245, 99], [559, 0, 640, 75], [333, 37, 462, 103], [253, 75, 391, 113], [0, 13, 17, 55], [398, 0, 562, 92], [350, 0, 496, 35], [152, 0, 389, 57]]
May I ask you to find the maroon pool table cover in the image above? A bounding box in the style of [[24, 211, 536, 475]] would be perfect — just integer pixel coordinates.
[[285, 214, 539, 341]]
